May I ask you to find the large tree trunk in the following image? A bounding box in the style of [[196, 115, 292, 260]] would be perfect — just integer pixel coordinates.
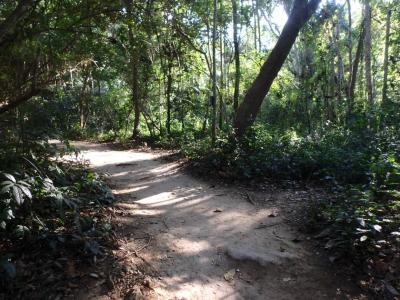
[[233, 0, 321, 137], [382, 7, 391, 106], [364, 0, 373, 108], [232, 0, 240, 112]]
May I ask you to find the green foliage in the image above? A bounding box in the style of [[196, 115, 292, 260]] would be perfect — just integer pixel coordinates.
[[190, 124, 373, 183], [0, 140, 114, 241]]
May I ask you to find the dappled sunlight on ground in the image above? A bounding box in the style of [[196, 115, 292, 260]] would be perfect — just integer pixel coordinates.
[[74, 141, 359, 300]]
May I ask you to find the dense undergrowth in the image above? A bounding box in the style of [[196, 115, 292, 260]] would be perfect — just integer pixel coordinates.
[[0, 137, 115, 298]]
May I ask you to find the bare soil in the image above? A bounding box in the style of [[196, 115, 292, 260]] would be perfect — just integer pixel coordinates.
[[73, 141, 365, 300]]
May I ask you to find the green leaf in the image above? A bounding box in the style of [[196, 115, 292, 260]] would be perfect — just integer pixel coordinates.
[[18, 181, 31, 187], [1, 183, 13, 194], [3, 173, 16, 183], [18, 184, 32, 199], [12, 186, 24, 205]]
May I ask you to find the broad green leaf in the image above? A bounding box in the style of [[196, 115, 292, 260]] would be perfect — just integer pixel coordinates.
[[18, 184, 32, 199], [12, 186, 24, 205], [3, 173, 16, 183]]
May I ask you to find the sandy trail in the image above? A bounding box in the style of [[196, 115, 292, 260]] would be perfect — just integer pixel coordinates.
[[75, 141, 357, 300]]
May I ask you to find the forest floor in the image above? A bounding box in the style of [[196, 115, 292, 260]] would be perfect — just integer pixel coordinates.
[[72, 141, 365, 300]]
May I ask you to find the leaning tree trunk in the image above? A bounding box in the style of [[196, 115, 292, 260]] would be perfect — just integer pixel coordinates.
[[233, 0, 321, 137]]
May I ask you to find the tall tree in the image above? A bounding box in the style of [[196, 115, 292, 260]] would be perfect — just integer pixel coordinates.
[[348, 18, 365, 109], [219, 0, 225, 129], [232, 0, 240, 112], [346, 0, 353, 91], [382, 6, 392, 105], [211, 0, 217, 145], [233, 0, 321, 137], [364, 0, 373, 108], [126, 3, 141, 139]]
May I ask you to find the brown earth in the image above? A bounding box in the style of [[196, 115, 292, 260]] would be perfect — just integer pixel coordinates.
[[73, 141, 364, 300]]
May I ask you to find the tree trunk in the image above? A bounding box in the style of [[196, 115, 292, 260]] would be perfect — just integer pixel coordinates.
[[346, 0, 352, 91], [233, 0, 321, 137], [232, 0, 240, 113], [382, 8, 391, 106], [348, 19, 365, 116], [219, 0, 225, 129], [364, 0, 373, 108], [166, 61, 173, 136], [130, 48, 141, 138], [79, 72, 89, 129], [126, 2, 141, 139], [0, 88, 41, 114], [211, 0, 217, 145], [252, 0, 257, 50], [333, 8, 345, 107], [256, 0, 262, 51]]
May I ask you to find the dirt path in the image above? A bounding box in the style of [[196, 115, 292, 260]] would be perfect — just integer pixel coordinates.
[[75, 142, 358, 300]]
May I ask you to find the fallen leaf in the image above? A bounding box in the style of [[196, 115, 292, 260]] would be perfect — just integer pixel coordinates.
[[372, 224, 382, 232], [89, 273, 100, 279], [224, 269, 236, 282]]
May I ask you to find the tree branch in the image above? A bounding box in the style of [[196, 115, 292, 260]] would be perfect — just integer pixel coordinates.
[[0, 88, 42, 114]]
